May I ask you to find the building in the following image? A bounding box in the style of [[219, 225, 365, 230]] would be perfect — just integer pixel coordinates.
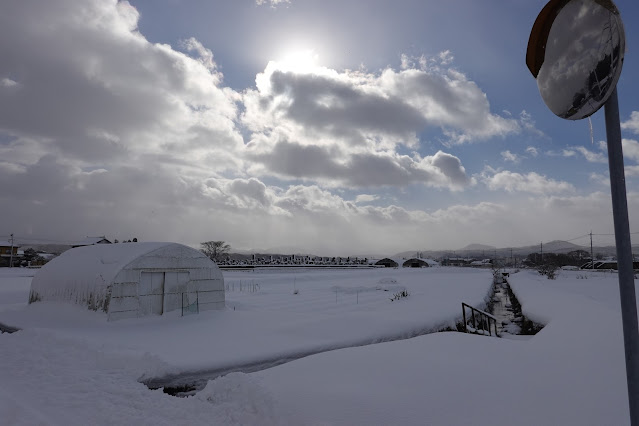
[[0, 240, 19, 267], [71, 236, 112, 248], [375, 258, 401, 268], [29, 242, 224, 321], [402, 258, 440, 268]]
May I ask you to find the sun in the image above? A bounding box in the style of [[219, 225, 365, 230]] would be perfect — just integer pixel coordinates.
[[274, 49, 319, 73]]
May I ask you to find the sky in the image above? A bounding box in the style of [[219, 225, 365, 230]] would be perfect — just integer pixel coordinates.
[[1, 0, 639, 256]]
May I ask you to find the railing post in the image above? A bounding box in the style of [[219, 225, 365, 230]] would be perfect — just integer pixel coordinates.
[[462, 303, 467, 333], [472, 308, 476, 330]]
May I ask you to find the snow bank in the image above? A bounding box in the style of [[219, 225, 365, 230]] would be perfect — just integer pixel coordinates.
[[252, 269, 633, 425], [0, 329, 297, 425]]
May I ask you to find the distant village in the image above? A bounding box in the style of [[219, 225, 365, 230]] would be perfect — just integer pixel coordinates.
[[2, 235, 635, 271]]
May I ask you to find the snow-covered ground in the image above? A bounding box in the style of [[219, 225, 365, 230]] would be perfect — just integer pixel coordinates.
[[0, 267, 635, 425]]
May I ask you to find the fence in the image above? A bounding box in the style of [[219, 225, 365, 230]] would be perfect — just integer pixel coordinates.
[[462, 302, 498, 337]]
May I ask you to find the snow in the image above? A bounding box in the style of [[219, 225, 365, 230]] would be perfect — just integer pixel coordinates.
[[2, 267, 492, 375], [0, 267, 636, 425]]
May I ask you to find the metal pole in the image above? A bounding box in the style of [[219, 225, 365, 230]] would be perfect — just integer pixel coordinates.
[[462, 304, 467, 333], [604, 88, 639, 426], [9, 233, 14, 268], [591, 231, 594, 270]]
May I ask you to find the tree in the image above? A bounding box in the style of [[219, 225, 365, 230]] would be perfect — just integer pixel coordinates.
[[200, 241, 231, 263]]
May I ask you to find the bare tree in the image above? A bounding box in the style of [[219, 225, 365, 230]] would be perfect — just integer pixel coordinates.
[[200, 241, 231, 263]]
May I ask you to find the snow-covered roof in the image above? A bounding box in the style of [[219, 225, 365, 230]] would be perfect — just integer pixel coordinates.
[[0, 241, 18, 247], [375, 257, 403, 266], [72, 236, 111, 247], [31, 242, 180, 293], [402, 258, 440, 267]]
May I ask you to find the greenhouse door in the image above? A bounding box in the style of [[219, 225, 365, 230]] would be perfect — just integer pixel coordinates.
[[139, 272, 165, 315]]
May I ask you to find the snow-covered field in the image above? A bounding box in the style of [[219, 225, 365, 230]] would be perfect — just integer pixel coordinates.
[[0, 267, 635, 425]]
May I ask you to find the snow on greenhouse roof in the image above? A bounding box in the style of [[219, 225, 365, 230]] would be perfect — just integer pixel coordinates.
[[31, 242, 178, 293]]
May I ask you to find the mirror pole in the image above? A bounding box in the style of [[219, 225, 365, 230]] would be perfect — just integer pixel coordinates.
[[605, 87, 639, 425]]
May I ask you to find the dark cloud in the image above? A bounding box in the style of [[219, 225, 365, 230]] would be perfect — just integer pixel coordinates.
[[268, 70, 427, 143], [247, 139, 470, 188]]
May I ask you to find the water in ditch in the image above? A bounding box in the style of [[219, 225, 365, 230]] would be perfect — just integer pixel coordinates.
[[488, 274, 544, 338]]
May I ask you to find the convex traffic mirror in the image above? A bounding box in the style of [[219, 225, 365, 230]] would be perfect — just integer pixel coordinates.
[[526, 0, 625, 120]]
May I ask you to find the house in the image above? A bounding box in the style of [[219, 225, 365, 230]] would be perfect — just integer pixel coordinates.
[[469, 259, 493, 267], [0, 240, 19, 267], [71, 236, 112, 248], [441, 257, 470, 267], [29, 242, 224, 321]]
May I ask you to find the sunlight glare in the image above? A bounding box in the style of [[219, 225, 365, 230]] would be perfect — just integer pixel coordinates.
[[274, 49, 320, 73]]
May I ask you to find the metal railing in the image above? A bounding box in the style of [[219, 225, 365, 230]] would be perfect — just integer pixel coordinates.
[[462, 302, 499, 337]]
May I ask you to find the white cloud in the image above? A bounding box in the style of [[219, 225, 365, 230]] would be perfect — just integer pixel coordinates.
[[481, 170, 575, 195], [355, 194, 380, 203], [560, 146, 607, 163], [622, 139, 639, 163], [501, 150, 520, 163], [1, 78, 20, 88], [242, 53, 520, 151], [0, 0, 241, 168], [518, 110, 545, 138], [621, 111, 639, 134], [525, 146, 538, 157], [256, 0, 290, 6], [589, 173, 609, 186]]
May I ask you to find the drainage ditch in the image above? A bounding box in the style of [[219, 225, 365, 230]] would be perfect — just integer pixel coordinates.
[[486, 274, 544, 337]]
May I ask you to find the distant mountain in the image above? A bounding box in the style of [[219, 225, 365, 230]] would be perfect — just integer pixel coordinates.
[[460, 243, 496, 251]]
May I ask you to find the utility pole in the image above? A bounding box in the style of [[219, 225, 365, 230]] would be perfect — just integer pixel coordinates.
[[9, 233, 14, 268], [540, 242, 543, 264], [590, 231, 594, 270]]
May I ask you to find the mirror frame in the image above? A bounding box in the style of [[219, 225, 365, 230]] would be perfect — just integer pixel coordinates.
[[526, 0, 625, 119]]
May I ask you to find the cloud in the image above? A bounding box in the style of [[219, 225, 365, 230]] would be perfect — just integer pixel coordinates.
[[1, 78, 20, 88], [622, 139, 639, 163], [560, 145, 607, 163], [621, 111, 639, 134], [575, 146, 607, 163], [525, 146, 538, 157], [589, 173, 609, 186], [242, 53, 520, 151], [354, 194, 380, 203], [501, 150, 520, 163], [518, 110, 546, 138], [0, 0, 241, 167], [246, 138, 471, 189], [256, 0, 290, 6], [481, 169, 575, 195]]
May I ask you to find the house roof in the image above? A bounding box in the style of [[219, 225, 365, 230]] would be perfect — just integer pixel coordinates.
[[72, 236, 112, 247], [0, 241, 19, 248]]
